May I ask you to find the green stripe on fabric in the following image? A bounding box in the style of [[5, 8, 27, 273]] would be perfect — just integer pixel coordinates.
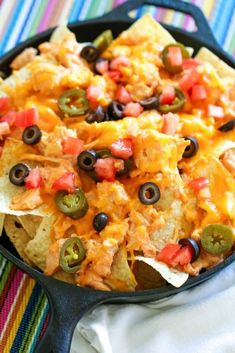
[[0, 261, 13, 296], [28, 0, 48, 36], [86, 0, 101, 19]]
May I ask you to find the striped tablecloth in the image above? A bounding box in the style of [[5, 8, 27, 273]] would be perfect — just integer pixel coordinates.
[[0, 1, 234, 352]]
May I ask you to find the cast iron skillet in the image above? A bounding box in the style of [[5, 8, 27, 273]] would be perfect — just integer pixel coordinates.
[[0, 1, 234, 352]]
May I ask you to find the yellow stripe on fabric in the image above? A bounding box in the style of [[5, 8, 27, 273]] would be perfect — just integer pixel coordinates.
[[164, 9, 174, 25], [57, 0, 74, 25], [3, 277, 34, 353], [202, 0, 214, 18]]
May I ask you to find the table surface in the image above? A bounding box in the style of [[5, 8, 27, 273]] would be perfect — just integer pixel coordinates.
[[0, 0, 234, 352]]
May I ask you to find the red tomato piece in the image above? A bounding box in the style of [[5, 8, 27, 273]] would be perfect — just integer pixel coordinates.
[[157, 244, 182, 265], [1, 111, 16, 126], [179, 68, 200, 92], [86, 85, 102, 103], [25, 167, 43, 189], [110, 56, 130, 70], [62, 137, 84, 155], [182, 58, 201, 69], [52, 172, 75, 193], [94, 158, 116, 182], [162, 112, 179, 135], [123, 102, 143, 117], [15, 108, 39, 128], [0, 97, 10, 113], [111, 138, 133, 160], [116, 86, 132, 104], [95, 60, 109, 74], [172, 245, 193, 266], [191, 85, 207, 100], [159, 85, 175, 105], [188, 177, 209, 192], [106, 70, 122, 82], [207, 104, 224, 118], [168, 46, 183, 67], [0, 122, 10, 136]]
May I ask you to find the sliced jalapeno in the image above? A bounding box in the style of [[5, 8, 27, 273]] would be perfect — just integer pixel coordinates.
[[93, 30, 113, 53], [55, 188, 88, 220], [58, 88, 90, 117], [201, 224, 234, 256], [60, 237, 86, 273], [162, 43, 190, 74], [158, 88, 185, 113]]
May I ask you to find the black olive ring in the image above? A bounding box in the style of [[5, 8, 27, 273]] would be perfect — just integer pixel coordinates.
[[9, 163, 30, 186], [138, 182, 161, 205], [22, 125, 42, 145]]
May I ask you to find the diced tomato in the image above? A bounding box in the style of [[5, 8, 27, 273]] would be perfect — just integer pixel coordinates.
[[110, 56, 130, 70], [182, 58, 201, 69], [1, 111, 16, 126], [162, 112, 179, 135], [188, 177, 209, 192], [0, 121, 10, 136], [179, 68, 199, 92], [207, 104, 224, 118], [123, 102, 143, 117], [62, 137, 84, 155], [168, 46, 183, 67], [159, 85, 175, 105], [157, 244, 182, 265], [111, 138, 133, 160], [86, 85, 102, 103], [171, 245, 193, 266], [116, 86, 132, 104], [25, 167, 43, 189], [191, 85, 207, 100], [14, 107, 39, 128], [52, 172, 75, 193], [106, 70, 122, 82], [95, 59, 109, 74], [0, 97, 10, 113], [94, 158, 116, 182]]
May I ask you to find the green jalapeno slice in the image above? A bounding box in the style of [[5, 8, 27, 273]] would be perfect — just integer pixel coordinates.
[[201, 224, 234, 256], [158, 88, 185, 113], [58, 88, 90, 116], [55, 188, 88, 220], [162, 43, 190, 74], [60, 237, 86, 273], [93, 30, 113, 53]]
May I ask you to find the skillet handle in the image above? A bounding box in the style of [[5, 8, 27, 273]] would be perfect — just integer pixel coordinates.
[[98, 0, 220, 49]]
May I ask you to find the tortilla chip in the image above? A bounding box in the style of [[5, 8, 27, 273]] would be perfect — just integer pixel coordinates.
[[0, 214, 5, 236], [105, 247, 137, 291], [135, 256, 189, 287], [16, 215, 42, 239], [25, 216, 54, 270], [49, 25, 72, 44], [4, 215, 33, 265], [196, 47, 235, 80]]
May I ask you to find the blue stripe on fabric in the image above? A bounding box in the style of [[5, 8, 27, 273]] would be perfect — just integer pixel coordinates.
[[0, 0, 23, 54], [69, 0, 84, 23], [29, 302, 50, 353], [18, 0, 41, 42], [210, 0, 223, 28], [15, 0, 35, 45], [213, 0, 235, 44], [136, 4, 143, 18], [10, 283, 43, 353]]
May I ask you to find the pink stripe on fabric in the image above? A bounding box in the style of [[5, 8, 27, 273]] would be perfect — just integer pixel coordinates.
[[155, 7, 163, 22], [113, 0, 126, 7], [37, 0, 57, 32], [0, 268, 24, 333]]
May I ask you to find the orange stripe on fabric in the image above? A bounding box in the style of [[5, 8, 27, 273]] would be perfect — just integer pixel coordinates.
[[46, 0, 66, 27], [2, 276, 34, 353]]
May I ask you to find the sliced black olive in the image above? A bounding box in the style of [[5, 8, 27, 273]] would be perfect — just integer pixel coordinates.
[[85, 106, 107, 124], [93, 212, 109, 232], [183, 136, 199, 158], [218, 119, 235, 132], [22, 125, 42, 145], [80, 44, 99, 63], [107, 100, 125, 121], [93, 57, 109, 75], [140, 97, 159, 110], [9, 163, 30, 186], [77, 150, 98, 172], [138, 182, 161, 205], [179, 238, 200, 262]]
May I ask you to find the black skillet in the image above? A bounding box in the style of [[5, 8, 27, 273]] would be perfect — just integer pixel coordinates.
[[0, 0, 234, 352]]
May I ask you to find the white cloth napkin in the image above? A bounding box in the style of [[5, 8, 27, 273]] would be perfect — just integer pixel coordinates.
[[71, 262, 235, 353]]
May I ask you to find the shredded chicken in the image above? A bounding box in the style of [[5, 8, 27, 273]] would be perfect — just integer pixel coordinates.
[[10, 47, 37, 70], [10, 189, 43, 210], [220, 149, 235, 176], [183, 250, 222, 276], [45, 239, 65, 275]]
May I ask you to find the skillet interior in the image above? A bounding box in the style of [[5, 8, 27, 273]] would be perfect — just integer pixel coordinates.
[[0, 15, 234, 353]]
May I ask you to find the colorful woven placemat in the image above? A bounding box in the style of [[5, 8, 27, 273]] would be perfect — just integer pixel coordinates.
[[0, 1, 234, 352]]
